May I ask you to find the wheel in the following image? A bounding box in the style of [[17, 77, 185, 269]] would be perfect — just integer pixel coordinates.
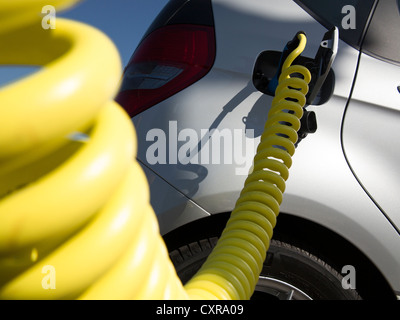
[[169, 238, 361, 300]]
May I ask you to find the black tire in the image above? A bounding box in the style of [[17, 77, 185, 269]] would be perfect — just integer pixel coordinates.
[[169, 238, 361, 300]]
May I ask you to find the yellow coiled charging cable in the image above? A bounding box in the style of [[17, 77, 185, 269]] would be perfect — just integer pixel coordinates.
[[0, 0, 310, 300]]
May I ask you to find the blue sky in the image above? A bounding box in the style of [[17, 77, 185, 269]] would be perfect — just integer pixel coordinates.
[[0, 0, 168, 86]]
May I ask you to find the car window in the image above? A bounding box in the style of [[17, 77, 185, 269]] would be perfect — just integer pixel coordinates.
[[363, 0, 400, 64], [294, 0, 375, 49]]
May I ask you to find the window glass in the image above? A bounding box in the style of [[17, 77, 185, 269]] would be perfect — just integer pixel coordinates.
[[363, 0, 400, 64], [294, 0, 375, 48]]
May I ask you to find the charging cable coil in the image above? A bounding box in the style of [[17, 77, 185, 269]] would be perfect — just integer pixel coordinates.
[[184, 34, 311, 299]]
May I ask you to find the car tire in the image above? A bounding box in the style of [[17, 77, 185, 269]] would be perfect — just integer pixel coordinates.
[[169, 238, 361, 300]]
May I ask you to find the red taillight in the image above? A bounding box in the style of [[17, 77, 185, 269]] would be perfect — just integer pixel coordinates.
[[115, 24, 216, 117]]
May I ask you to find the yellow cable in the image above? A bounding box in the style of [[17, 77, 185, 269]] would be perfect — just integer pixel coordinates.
[[185, 35, 311, 298], [0, 1, 310, 300], [0, 0, 187, 300]]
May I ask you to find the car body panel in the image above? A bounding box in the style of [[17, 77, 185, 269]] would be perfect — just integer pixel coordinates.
[[342, 53, 400, 232], [139, 161, 211, 235], [134, 0, 360, 213], [130, 0, 400, 294]]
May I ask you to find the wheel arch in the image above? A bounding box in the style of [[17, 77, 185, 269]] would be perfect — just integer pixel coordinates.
[[162, 211, 396, 300]]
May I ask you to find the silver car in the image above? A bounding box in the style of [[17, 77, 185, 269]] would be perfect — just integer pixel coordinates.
[[116, 0, 400, 300]]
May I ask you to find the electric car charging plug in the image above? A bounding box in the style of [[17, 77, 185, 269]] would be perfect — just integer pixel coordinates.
[[253, 27, 339, 146]]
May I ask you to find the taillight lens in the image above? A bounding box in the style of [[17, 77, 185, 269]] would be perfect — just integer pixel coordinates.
[[115, 24, 216, 117]]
